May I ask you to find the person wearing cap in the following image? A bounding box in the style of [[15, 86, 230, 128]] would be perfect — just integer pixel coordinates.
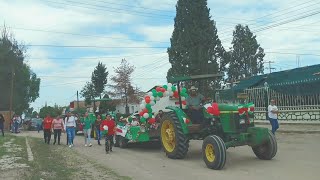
[[186, 86, 205, 124], [268, 99, 279, 134]]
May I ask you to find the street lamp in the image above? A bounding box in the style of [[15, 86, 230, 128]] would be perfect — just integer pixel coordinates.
[[264, 82, 269, 120]]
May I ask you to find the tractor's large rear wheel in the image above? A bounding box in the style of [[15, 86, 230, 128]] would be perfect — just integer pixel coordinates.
[[252, 130, 277, 160], [160, 112, 189, 159], [202, 135, 227, 170]]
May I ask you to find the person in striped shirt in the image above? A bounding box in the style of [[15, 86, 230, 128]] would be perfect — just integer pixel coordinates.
[[51, 115, 65, 145]]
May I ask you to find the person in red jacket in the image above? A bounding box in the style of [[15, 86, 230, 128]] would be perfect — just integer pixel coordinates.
[[100, 114, 116, 153], [43, 114, 53, 144]]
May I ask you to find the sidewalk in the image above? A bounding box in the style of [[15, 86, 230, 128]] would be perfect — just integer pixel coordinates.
[[255, 120, 320, 134]]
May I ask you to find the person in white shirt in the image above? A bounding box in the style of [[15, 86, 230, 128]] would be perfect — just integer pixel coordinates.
[[268, 99, 279, 134], [64, 112, 77, 147]]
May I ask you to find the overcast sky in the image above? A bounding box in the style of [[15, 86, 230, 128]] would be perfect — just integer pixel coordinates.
[[1, 0, 319, 111]]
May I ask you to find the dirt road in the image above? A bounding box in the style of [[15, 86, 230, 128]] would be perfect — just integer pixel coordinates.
[[18, 131, 320, 180]]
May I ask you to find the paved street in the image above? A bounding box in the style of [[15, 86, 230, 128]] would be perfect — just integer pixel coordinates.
[[17, 131, 320, 180]]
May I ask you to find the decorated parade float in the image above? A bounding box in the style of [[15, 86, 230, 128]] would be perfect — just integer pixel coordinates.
[[114, 74, 277, 170]]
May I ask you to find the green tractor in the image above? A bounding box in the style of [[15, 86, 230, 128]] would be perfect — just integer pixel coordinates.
[[159, 74, 277, 170], [114, 74, 277, 170]]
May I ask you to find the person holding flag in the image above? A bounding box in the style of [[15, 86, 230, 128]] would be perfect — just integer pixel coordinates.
[[100, 114, 116, 153]]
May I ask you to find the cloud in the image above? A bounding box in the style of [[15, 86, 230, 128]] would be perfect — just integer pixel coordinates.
[[134, 25, 173, 42]]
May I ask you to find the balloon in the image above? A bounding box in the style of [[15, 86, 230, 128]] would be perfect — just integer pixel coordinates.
[[152, 89, 158, 97], [146, 104, 151, 109], [156, 97, 161, 101], [149, 113, 153, 118], [158, 92, 163, 97], [143, 108, 148, 113], [148, 118, 156, 124], [145, 98, 151, 104], [207, 107, 214, 114], [142, 100, 146, 104], [140, 104, 145, 109], [156, 87, 161, 92], [161, 88, 166, 93], [171, 86, 176, 91], [181, 97, 186, 101], [147, 92, 153, 96], [150, 96, 155, 101], [163, 91, 168, 97], [148, 108, 152, 113], [150, 101, 155, 106], [139, 111, 144, 116], [163, 85, 168, 90], [173, 91, 179, 98], [145, 96, 150, 100], [181, 92, 186, 97], [128, 117, 133, 123], [167, 88, 172, 92], [143, 113, 149, 118], [168, 83, 172, 87], [169, 91, 174, 96], [182, 101, 187, 105], [181, 88, 187, 93], [140, 117, 146, 123]]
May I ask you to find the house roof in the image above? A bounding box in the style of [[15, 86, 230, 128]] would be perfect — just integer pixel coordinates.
[[221, 64, 320, 96]]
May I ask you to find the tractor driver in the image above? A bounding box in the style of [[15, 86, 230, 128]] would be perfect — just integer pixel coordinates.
[[186, 86, 205, 124]]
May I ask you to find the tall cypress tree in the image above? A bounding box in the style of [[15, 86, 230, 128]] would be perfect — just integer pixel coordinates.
[[167, 0, 226, 95], [227, 24, 265, 81]]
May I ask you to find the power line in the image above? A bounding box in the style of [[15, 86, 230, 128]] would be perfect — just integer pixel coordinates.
[[25, 44, 167, 49], [264, 61, 276, 74]]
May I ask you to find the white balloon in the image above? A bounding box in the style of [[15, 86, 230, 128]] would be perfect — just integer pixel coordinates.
[[169, 91, 174, 96], [150, 96, 155, 101], [148, 92, 153, 96], [140, 104, 145, 109], [167, 88, 172, 92], [150, 101, 155, 106], [142, 100, 146, 104], [143, 113, 149, 118], [163, 92, 168, 97], [181, 97, 186, 101], [168, 83, 172, 87], [156, 97, 161, 101]]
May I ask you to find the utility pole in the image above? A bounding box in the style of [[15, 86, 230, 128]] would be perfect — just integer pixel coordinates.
[[9, 67, 15, 120], [76, 91, 80, 109], [296, 55, 300, 67], [265, 61, 276, 74]]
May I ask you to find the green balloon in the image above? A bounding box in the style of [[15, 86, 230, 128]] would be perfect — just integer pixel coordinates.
[[182, 88, 187, 93], [148, 113, 152, 118], [171, 86, 176, 91], [148, 108, 152, 113], [181, 92, 186, 97], [128, 117, 133, 123], [158, 92, 163, 97], [146, 104, 152, 109], [163, 85, 168, 90], [140, 117, 146, 123]]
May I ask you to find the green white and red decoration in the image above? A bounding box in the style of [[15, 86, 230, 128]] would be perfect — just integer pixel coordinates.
[[206, 102, 220, 116], [183, 117, 190, 124], [138, 83, 189, 125], [102, 125, 108, 135]]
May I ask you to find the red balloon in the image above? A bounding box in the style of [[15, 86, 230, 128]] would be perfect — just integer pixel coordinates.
[[156, 87, 161, 92], [161, 88, 166, 93], [182, 100, 187, 105], [143, 108, 148, 113], [145, 96, 150, 101], [148, 118, 156, 124], [207, 107, 214, 114], [173, 91, 179, 98], [139, 111, 144, 116], [145, 98, 151, 104]]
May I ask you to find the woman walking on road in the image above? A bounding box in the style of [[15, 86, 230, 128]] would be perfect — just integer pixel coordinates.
[[52, 115, 64, 145], [64, 112, 77, 148], [43, 114, 53, 144], [100, 114, 116, 153], [95, 115, 102, 145], [81, 112, 95, 147]]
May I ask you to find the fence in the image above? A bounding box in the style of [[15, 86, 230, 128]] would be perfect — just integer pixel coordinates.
[[216, 87, 320, 121]]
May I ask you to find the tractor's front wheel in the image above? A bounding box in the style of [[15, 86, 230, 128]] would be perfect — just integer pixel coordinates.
[[160, 112, 189, 159], [202, 135, 227, 170], [252, 130, 277, 160]]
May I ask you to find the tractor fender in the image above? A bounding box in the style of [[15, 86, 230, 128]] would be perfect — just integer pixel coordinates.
[[165, 106, 191, 134]]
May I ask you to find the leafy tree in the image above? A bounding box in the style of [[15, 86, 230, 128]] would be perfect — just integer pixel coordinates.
[[0, 26, 40, 114], [167, 0, 226, 96], [109, 59, 140, 114], [32, 111, 38, 118], [99, 94, 116, 114], [39, 105, 63, 118], [80, 81, 98, 106], [227, 24, 265, 81], [91, 62, 108, 98]]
